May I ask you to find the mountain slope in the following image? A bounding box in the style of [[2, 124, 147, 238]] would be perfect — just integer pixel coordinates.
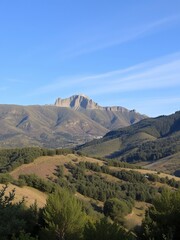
[[55, 94, 146, 128], [77, 111, 180, 166], [0, 95, 146, 148], [0, 105, 107, 148]]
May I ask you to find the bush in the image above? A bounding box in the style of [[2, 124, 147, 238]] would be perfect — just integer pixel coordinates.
[[104, 198, 133, 223]]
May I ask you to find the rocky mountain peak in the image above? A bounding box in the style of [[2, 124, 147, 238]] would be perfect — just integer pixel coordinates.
[[54, 94, 100, 110], [54, 94, 143, 115]]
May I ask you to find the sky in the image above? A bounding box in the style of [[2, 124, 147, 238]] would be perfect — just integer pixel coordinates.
[[0, 0, 180, 117]]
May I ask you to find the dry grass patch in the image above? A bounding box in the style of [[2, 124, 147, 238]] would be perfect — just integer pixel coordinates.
[[0, 183, 47, 208], [10, 155, 72, 180], [124, 201, 150, 230], [75, 192, 104, 208], [10, 154, 104, 181]]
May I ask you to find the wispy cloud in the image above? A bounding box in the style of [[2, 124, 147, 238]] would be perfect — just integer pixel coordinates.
[[13, 15, 180, 64], [59, 15, 180, 59], [31, 51, 180, 97], [88, 60, 180, 95]]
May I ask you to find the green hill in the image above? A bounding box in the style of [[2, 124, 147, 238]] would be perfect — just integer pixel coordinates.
[[77, 111, 180, 172]]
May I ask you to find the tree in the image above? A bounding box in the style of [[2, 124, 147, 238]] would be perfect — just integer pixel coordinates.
[[140, 188, 180, 240], [0, 185, 26, 239], [0, 185, 40, 240], [84, 217, 135, 240], [42, 188, 86, 240], [11, 231, 38, 240], [104, 198, 132, 223]]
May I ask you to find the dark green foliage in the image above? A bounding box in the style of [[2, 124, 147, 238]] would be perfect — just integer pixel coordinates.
[[54, 165, 64, 178], [0, 147, 74, 173], [84, 217, 135, 240], [42, 188, 86, 240], [123, 136, 179, 162], [105, 111, 180, 139], [104, 198, 133, 223], [53, 161, 179, 208], [77, 111, 180, 163], [140, 189, 180, 240], [145, 173, 180, 189], [64, 162, 158, 203], [0, 148, 44, 172], [0, 173, 14, 184], [66, 162, 125, 201], [19, 174, 55, 193], [11, 231, 38, 240], [112, 170, 147, 183], [0, 184, 17, 207], [1, 176, 180, 239], [107, 160, 142, 169], [0, 185, 38, 240]]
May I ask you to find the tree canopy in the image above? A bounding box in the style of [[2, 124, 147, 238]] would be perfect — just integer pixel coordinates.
[[140, 189, 180, 240], [42, 188, 86, 240]]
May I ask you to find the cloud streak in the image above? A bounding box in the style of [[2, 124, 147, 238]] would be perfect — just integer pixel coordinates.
[[88, 60, 180, 95], [59, 15, 180, 59], [31, 52, 180, 98]]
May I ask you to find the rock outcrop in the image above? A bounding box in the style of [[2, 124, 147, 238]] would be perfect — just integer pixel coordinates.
[[55, 94, 99, 110], [54, 94, 137, 113]]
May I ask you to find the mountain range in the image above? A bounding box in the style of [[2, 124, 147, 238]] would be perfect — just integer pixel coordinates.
[[0, 94, 146, 148]]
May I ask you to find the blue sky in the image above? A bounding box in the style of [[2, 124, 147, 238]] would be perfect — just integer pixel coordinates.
[[0, 0, 180, 117]]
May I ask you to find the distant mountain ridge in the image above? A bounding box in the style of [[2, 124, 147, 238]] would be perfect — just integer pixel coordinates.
[[54, 94, 141, 113], [0, 94, 146, 148]]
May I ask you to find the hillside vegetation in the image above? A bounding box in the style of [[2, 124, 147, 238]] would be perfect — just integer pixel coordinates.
[[0, 147, 73, 173], [5, 153, 180, 209], [0, 150, 180, 239], [77, 111, 180, 174], [0, 183, 47, 207]]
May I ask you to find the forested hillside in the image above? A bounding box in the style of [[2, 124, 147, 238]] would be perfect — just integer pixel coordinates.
[[0, 150, 180, 239], [77, 111, 180, 172]]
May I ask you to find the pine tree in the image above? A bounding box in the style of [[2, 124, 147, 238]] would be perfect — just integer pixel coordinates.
[[43, 188, 86, 240]]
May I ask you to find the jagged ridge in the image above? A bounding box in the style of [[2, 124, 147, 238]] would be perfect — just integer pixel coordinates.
[[54, 94, 139, 113]]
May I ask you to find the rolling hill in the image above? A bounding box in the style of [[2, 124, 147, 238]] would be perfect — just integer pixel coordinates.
[[77, 111, 180, 174], [0, 94, 146, 148], [1, 152, 179, 230]]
